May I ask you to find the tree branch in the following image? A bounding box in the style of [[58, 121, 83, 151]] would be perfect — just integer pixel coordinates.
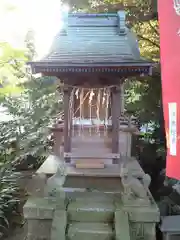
[[148, 21, 159, 36], [137, 34, 160, 48]]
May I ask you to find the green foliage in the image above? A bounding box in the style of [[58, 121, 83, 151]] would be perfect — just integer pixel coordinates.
[[0, 76, 62, 168], [0, 164, 25, 237], [0, 42, 27, 88], [0, 27, 63, 234], [0, 28, 63, 168]]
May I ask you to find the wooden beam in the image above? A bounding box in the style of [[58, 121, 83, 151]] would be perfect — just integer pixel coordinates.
[[64, 87, 72, 162], [111, 86, 121, 163], [120, 83, 125, 114], [64, 152, 120, 159]]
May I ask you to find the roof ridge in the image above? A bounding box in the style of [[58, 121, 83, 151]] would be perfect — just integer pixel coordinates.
[[68, 13, 118, 18], [64, 10, 126, 34]]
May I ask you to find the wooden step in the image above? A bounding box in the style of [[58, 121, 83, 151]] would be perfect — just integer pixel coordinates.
[[67, 200, 114, 222], [75, 159, 105, 169], [64, 152, 120, 159], [67, 222, 114, 240]]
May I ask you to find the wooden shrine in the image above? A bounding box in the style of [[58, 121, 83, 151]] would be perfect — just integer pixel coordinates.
[[25, 11, 159, 240], [29, 11, 151, 169]]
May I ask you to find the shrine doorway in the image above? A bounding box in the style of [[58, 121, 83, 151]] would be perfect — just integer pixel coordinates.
[[71, 88, 112, 165]]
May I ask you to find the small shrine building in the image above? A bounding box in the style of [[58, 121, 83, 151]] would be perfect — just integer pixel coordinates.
[[24, 10, 160, 240], [29, 11, 152, 169]]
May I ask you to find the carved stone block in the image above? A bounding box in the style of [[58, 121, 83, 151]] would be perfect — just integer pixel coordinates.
[[24, 197, 56, 219], [26, 219, 52, 240], [24, 197, 56, 240], [115, 210, 130, 240], [144, 223, 156, 240], [122, 195, 151, 207], [123, 205, 160, 223], [29, 173, 47, 197], [51, 210, 67, 240], [46, 195, 67, 210], [129, 222, 156, 240], [115, 197, 159, 240], [130, 222, 144, 240]]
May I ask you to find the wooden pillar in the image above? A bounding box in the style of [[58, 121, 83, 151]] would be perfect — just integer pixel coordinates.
[[111, 86, 121, 164], [120, 83, 125, 114], [64, 87, 72, 163]]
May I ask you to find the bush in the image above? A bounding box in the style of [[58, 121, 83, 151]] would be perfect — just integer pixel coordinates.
[[0, 164, 26, 238]]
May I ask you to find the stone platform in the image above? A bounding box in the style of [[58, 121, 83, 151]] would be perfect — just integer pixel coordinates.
[[37, 155, 145, 191], [37, 155, 144, 177], [23, 155, 160, 240], [24, 189, 159, 240]]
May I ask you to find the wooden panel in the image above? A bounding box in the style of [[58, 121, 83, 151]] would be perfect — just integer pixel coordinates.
[[52, 126, 132, 158], [75, 162, 105, 169], [70, 127, 131, 158], [71, 116, 112, 160]]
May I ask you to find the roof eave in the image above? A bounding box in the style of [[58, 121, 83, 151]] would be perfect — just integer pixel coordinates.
[[27, 60, 153, 67], [27, 61, 153, 76]]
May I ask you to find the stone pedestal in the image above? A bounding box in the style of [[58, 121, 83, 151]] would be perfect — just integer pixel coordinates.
[[24, 197, 67, 240], [127, 206, 158, 240], [24, 198, 55, 240], [115, 194, 159, 240], [24, 156, 159, 240], [23, 165, 67, 240]]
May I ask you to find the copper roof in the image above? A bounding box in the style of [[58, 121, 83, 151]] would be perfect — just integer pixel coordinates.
[[28, 11, 152, 75]]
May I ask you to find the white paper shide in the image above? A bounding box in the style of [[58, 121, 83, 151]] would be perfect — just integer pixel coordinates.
[[168, 102, 177, 156]]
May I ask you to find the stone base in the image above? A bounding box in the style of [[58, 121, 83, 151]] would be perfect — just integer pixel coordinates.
[[24, 197, 66, 240], [24, 190, 159, 240], [26, 219, 52, 240], [24, 157, 159, 240], [122, 195, 151, 207], [51, 210, 67, 240], [67, 222, 113, 240]]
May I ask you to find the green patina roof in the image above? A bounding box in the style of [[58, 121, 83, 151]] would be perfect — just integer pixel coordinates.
[[29, 11, 152, 75]]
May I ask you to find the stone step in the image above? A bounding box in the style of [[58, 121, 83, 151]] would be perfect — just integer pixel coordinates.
[[67, 222, 114, 240], [67, 200, 115, 223], [65, 189, 121, 202]]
